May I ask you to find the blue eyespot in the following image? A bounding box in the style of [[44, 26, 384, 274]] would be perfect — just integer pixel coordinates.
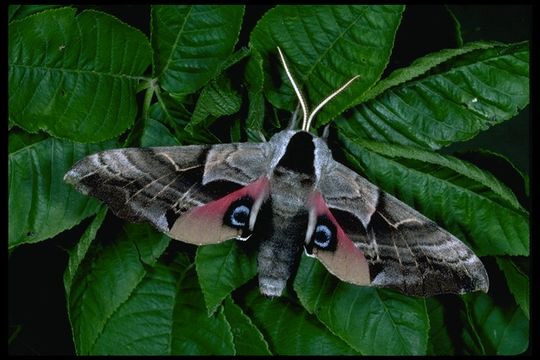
[[224, 197, 253, 230], [231, 205, 250, 227], [314, 224, 332, 248], [308, 215, 337, 252]]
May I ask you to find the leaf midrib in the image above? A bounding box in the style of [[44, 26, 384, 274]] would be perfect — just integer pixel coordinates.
[[299, 6, 369, 85], [374, 291, 419, 354], [371, 44, 528, 105], [343, 138, 527, 216], [9, 63, 147, 81], [361, 147, 527, 220], [168, 261, 195, 355], [157, 5, 193, 79]]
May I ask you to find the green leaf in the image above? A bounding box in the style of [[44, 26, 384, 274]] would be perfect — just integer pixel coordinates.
[[347, 137, 525, 211], [455, 149, 530, 207], [8, 8, 152, 142], [196, 241, 257, 315], [359, 41, 498, 103], [460, 296, 485, 354], [149, 92, 197, 140], [188, 75, 242, 131], [8, 137, 116, 248], [140, 118, 181, 147], [339, 135, 529, 256], [149, 94, 217, 145], [246, 89, 265, 134], [222, 297, 272, 355], [92, 255, 189, 354], [245, 49, 265, 132], [336, 42, 529, 149], [132, 230, 171, 268], [294, 256, 428, 355], [8, 4, 62, 22], [230, 118, 242, 143], [244, 288, 359, 355], [63, 207, 107, 298], [426, 297, 456, 355], [151, 5, 245, 97], [250, 5, 404, 125], [219, 47, 252, 74], [90, 253, 235, 355], [496, 257, 529, 319], [165, 260, 234, 355], [67, 223, 169, 354], [7, 5, 19, 21], [8, 128, 48, 153], [461, 293, 529, 355]]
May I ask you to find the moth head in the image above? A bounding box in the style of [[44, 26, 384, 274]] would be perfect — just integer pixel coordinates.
[[267, 128, 333, 184], [277, 47, 359, 133]]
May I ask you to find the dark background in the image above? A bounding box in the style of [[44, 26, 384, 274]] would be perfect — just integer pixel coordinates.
[[8, 5, 530, 354]]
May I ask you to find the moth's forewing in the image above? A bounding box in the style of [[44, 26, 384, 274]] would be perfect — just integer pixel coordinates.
[[318, 160, 489, 296]]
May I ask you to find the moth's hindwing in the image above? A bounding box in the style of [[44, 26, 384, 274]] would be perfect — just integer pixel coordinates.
[[168, 176, 270, 244], [319, 161, 489, 297], [305, 191, 371, 285], [64, 143, 271, 245]]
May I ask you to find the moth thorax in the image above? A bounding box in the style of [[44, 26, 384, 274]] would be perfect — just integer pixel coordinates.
[[276, 131, 315, 175]]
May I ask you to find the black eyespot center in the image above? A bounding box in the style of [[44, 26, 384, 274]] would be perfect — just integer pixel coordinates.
[[224, 196, 254, 230], [231, 204, 250, 226]]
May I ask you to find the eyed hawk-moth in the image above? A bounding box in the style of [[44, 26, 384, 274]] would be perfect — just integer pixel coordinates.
[[64, 48, 489, 297]]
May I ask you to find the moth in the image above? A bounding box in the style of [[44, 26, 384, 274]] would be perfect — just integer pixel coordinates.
[[65, 48, 489, 297]]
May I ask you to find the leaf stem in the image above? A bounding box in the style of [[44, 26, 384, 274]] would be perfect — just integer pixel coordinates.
[[142, 78, 157, 121], [444, 5, 464, 48], [8, 325, 22, 345]]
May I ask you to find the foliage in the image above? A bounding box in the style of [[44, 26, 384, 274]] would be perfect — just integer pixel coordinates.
[[8, 5, 529, 355]]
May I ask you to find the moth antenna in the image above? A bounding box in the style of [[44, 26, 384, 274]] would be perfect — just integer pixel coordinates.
[[305, 75, 360, 131], [277, 47, 309, 131], [287, 103, 301, 130]]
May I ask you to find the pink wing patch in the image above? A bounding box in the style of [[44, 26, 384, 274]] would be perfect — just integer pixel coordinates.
[[169, 177, 270, 245], [306, 192, 370, 285]]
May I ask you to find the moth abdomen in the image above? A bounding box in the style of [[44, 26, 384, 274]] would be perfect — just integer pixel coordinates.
[[256, 207, 308, 297]]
